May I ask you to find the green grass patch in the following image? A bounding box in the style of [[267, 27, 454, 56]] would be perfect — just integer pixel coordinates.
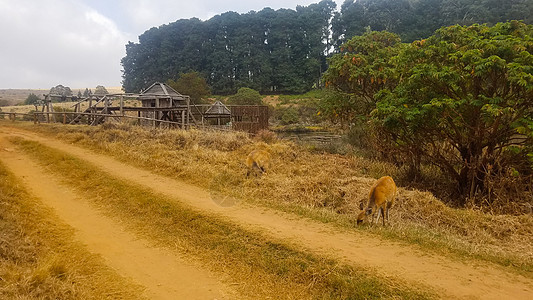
[[278, 89, 326, 103], [13, 137, 434, 299]]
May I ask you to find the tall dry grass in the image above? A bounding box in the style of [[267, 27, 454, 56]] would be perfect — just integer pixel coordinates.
[[11, 121, 533, 274]]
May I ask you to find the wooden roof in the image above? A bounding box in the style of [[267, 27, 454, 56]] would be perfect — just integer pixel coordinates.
[[205, 101, 230, 116], [139, 82, 186, 100]]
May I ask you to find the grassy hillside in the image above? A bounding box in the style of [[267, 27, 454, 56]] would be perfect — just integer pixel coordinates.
[[0, 87, 123, 106], [0, 89, 49, 105]]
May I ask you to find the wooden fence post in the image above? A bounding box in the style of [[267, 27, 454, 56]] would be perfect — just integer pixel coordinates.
[[120, 95, 124, 115]]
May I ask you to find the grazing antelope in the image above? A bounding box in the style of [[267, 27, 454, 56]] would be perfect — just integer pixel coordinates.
[[357, 176, 397, 225], [246, 149, 271, 177]]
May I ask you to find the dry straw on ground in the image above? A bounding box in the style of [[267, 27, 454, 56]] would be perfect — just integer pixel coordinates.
[[12, 135, 430, 299], [18, 122, 533, 273]]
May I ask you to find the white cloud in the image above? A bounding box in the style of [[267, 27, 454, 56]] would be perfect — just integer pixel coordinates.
[[0, 0, 130, 88]]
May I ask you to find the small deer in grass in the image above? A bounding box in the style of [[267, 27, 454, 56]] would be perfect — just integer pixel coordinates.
[[357, 176, 397, 226], [246, 149, 271, 177]]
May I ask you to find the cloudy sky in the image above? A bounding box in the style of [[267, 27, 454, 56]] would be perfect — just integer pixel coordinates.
[[0, 0, 343, 89]]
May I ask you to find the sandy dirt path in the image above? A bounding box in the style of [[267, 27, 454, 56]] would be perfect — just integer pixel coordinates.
[[0, 135, 232, 300], [1, 126, 533, 299]]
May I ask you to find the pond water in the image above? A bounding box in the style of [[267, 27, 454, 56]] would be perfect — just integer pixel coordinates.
[[277, 131, 343, 145]]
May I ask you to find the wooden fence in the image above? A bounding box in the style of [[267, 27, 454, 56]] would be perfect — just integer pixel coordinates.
[[0, 105, 270, 134], [0, 111, 255, 134], [0, 111, 186, 128], [230, 105, 269, 134]]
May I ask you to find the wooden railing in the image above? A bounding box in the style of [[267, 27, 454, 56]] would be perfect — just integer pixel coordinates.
[[0, 111, 187, 128], [0, 111, 265, 135]]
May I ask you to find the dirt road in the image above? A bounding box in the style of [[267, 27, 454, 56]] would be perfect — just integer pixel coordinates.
[[0, 133, 232, 299], [1, 126, 532, 299]]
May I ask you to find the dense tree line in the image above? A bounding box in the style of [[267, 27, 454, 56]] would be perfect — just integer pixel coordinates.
[[333, 0, 533, 45], [122, 0, 532, 94], [324, 21, 533, 204], [122, 0, 335, 94]]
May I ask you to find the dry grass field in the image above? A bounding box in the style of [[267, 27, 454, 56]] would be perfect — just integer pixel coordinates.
[[1, 121, 532, 298], [0, 87, 123, 107], [0, 89, 48, 105], [11, 122, 533, 271]]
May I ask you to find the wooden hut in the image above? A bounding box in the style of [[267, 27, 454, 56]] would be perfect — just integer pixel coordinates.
[[203, 101, 231, 126], [138, 82, 193, 128], [35, 82, 269, 133]]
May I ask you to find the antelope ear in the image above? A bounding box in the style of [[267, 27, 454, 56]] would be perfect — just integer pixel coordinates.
[[359, 201, 364, 210], [365, 208, 373, 215]]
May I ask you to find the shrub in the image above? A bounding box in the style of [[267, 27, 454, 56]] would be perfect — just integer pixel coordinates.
[[227, 88, 263, 105], [279, 106, 299, 125]]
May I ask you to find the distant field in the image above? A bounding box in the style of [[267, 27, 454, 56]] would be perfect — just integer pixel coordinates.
[[0, 89, 49, 105], [0, 87, 123, 105], [1, 100, 141, 115]]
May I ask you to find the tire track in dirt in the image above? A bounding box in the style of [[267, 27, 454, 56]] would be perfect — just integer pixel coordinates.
[[2, 127, 533, 299], [0, 135, 233, 300]]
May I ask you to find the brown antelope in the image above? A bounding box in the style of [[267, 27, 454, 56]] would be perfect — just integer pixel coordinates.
[[246, 149, 270, 177], [357, 176, 397, 225]]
